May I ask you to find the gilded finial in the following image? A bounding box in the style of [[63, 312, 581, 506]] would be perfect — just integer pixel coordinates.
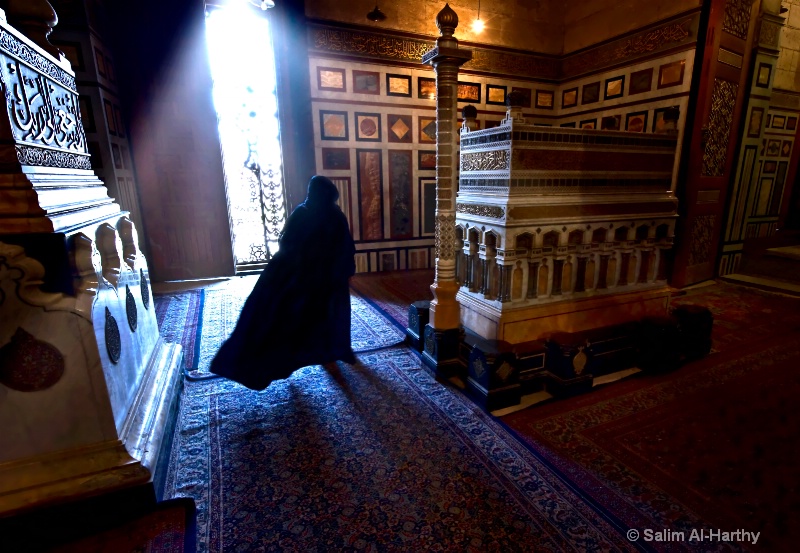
[[436, 3, 459, 37]]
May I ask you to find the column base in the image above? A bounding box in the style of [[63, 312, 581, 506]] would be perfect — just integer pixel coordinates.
[[463, 333, 521, 411], [458, 285, 672, 343], [421, 324, 464, 380], [405, 300, 431, 352]]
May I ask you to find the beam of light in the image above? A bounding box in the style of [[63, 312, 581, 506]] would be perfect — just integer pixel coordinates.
[[205, 2, 287, 266]]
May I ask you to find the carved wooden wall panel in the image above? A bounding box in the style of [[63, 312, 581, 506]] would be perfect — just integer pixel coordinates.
[[722, 0, 753, 40], [701, 78, 739, 177], [670, 0, 757, 287]]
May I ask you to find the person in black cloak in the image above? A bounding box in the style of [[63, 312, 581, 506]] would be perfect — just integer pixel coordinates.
[[210, 175, 356, 390]]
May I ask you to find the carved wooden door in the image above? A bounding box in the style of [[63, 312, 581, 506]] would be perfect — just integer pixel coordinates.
[[671, 0, 760, 287]]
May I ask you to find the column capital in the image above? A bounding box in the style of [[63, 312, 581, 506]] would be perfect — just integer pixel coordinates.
[[422, 46, 472, 68], [757, 11, 784, 52]]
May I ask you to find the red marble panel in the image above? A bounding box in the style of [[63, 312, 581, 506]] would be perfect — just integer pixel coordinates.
[[512, 148, 675, 173], [357, 149, 383, 241]]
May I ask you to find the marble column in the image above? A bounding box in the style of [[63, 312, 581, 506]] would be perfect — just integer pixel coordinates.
[[420, 4, 471, 375]]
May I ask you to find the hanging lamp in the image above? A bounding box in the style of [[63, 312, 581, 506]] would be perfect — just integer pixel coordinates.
[[367, 4, 387, 22], [472, 0, 484, 33]]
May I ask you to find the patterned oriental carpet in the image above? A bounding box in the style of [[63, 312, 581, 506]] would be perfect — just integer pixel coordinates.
[[156, 271, 636, 552], [164, 349, 636, 552], [669, 281, 800, 353], [156, 275, 799, 552], [49, 498, 196, 553]]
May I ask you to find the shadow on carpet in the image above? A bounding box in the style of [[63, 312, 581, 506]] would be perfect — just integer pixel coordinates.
[[165, 346, 636, 552], [155, 276, 407, 378]]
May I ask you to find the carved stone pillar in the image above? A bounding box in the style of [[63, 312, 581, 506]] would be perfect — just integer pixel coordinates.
[[618, 251, 632, 286], [526, 260, 540, 299], [574, 256, 589, 293], [551, 259, 564, 295], [499, 263, 512, 302], [420, 4, 471, 376], [597, 254, 610, 289], [638, 250, 653, 283], [656, 247, 669, 281], [479, 257, 489, 295]]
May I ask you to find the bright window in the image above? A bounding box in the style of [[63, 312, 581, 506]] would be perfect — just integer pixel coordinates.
[[205, 2, 287, 268]]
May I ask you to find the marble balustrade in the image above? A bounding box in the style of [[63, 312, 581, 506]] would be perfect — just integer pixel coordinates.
[[454, 103, 679, 342]]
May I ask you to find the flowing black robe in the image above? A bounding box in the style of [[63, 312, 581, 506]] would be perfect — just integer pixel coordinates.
[[210, 180, 356, 390]]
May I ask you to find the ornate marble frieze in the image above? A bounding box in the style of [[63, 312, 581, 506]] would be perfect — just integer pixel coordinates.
[[1, 31, 87, 162], [310, 25, 561, 81], [510, 130, 678, 149], [509, 177, 673, 190], [466, 48, 559, 81], [461, 131, 512, 149], [456, 203, 505, 219], [460, 150, 510, 172], [15, 145, 91, 170], [310, 12, 699, 81], [458, 178, 510, 195], [770, 91, 800, 110], [0, 27, 76, 91], [311, 26, 432, 63]]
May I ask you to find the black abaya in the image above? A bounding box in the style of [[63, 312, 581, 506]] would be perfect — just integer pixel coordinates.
[[210, 176, 356, 390]]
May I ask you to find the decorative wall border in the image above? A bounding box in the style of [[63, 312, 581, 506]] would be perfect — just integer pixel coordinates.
[[309, 10, 700, 83], [468, 48, 559, 81], [311, 25, 562, 82], [561, 14, 699, 79], [311, 26, 432, 64]]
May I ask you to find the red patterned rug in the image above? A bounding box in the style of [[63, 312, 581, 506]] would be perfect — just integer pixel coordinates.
[[50, 498, 196, 552], [669, 280, 800, 353], [503, 283, 800, 552]]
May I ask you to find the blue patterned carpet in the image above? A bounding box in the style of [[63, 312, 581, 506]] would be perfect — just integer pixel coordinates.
[[163, 327, 636, 551]]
